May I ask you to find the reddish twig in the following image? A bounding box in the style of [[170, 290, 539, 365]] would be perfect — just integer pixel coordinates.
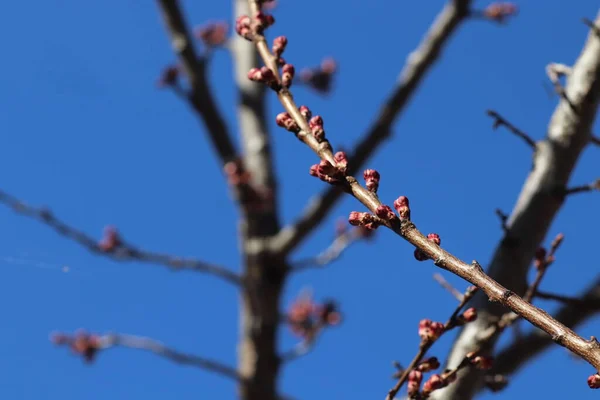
[[487, 110, 536, 149], [386, 286, 478, 400], [0, 190, 241, 285]]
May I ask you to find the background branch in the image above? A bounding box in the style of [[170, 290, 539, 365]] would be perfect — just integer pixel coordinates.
[[0, 190, 241, 285], [486, 109, 536, 149]]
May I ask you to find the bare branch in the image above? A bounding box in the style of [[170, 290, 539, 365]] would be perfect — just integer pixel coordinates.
[[564, 178, 600, 195], [441, 10, 600, 398], [583, 17, 600, 36], [494, 208, 509, 232], [491, 277, 600, 381], [486, 110, 536, 149], [272, 0, 473, 255], [433, 273, 465, 302], [244, 4, 600, 393], [546, 62, 574, 106], [157, 0, 238, 165], [291, 226, 369, 272], [0, 190, 241, 285], [592, 136, 600, 146], [52, 331, 241, 381]]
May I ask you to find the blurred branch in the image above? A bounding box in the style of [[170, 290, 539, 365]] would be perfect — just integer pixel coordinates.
[[433, 273, 465, 302], [157, 0, 238, 165], [564, 178, 600, 195], [291, 227, 370, 272], [487, 110, 536, 149], [591, 136, 600, 146], [0, 190, 241, 285], [53, 331, 242, 381], [272, 0, 473, 255]]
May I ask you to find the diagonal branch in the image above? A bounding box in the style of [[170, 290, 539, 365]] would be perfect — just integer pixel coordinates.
[[489, 277, 600, 382], [157, 0, 238, 165], [272, 0, 473, 255], [244, 3, 600, 388], [439, 11, 600, 398], [0, 190, 241, 285], [486, 110, 536, 149], [54, 331, 242, 381]]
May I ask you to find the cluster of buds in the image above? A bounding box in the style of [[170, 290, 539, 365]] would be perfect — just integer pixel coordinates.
[[300, 57, 338, 94], [393, 195, 411, 222], [466, 351, 494, 370], [375, 205, 397, 223], [588, 373, 600, 389], [276, 111, 300, 133], [310, 152, 348, 184], [272, 36, 287, 58], [51, 330, 103, 363], [287, 293, 341, 339], [348, 211, 381, 231], [308, 114, 325, 142], [417, 357, 441, 372], [407, 370, 423, 397], [99, 225, 122, 252], [363, 169, 380, 193], [482, 2, 518, 23], [248, 66, 278, 89], [235, 11, 275, 41], [224, 160, 272, 211], [157, 65, 179, 88], [421, 372, 455, 396], [414, 233, 441, 261], [195, 21, 228, 47], [418, 319, 445, 342], [456, 307, 478, 325], [281, 64, 295, 88]]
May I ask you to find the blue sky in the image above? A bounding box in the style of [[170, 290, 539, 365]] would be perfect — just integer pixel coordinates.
[[0, 1, 599, 399]]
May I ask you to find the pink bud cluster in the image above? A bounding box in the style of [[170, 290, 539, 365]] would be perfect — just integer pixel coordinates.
[[248, 66, 278, 88], [418, 319, 445, 341], [422, 373, 455, 396], [195, 21, 228, 47], [414, 233, 441, 261], [348, 211, 381, 231], [99, 225, 122, 252], [393, 195, 411, 222], [310, 152, 348, 184], [288, 295, 341, 339], [588, 373, 600, 389], [483, 2, 518, 23], [363, 169, 380, 192], [407, 370, 423, 397], [235, 12, 275, 41], [300, 57, 338, 94], [467, 351, 494, 370], [51, 330, 102, 363]]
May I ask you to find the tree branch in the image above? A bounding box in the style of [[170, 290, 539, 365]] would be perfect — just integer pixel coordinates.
[[486, 109, 536, 149], [243, 5, 600, 394], [0, 190, 241, 285], [439, 10, 600, 399], [490, 277, 600, 382], [53, 331, 242, 381], [271, 0, 473, 255], [157, 0, 238, 165], [564, 178, 600, 195]]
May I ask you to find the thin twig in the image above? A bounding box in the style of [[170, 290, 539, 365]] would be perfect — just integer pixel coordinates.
[[291, 227, 364, 271], [591, 136, 600, 146], [495, 208, 509, 232], [535, 291, 600, 308], [546, 63, 573, 106], [564, 179, 600, 195], [486, 110, 536, 149], [386, 286, 477, 400], [433, 273, 464, 302], [583, 17, 600, 36], [105, 334, 243, 380], [271, 0, 474, 256], [0, 190, 241, 285]]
